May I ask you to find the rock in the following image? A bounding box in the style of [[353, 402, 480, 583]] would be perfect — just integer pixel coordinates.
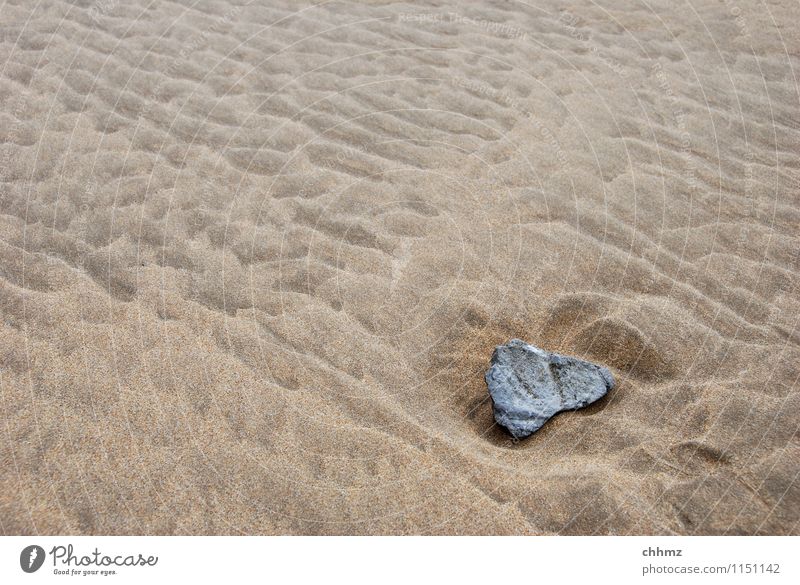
[[485, 339, 614, 439]]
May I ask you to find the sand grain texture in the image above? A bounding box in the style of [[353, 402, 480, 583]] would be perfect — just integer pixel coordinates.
[[1, 0, 798, 534]]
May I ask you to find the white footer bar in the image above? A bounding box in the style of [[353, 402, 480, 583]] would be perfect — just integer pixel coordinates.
[[1, 536, 796, 584]]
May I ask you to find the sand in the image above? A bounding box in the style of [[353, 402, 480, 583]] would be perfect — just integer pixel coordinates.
[[1, 0, 798, 535]]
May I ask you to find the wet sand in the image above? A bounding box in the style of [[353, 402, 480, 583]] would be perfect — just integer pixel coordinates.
[[1, 0, 798, 534]]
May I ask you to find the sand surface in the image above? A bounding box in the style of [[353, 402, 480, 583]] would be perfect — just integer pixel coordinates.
[[1, 0, 798, 535]]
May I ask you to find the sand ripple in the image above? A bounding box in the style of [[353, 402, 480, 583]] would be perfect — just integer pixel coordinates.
[[1, 0, 798, 534]]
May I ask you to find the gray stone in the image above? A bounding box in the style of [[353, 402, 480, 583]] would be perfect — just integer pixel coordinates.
[[485, 339, 614, 439]]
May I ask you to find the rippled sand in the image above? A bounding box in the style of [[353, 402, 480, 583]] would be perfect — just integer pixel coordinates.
[[1, 0, 798, 534]]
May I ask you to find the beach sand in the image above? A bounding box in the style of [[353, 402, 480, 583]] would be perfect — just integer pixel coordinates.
[[1, 0, 798, 534]]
